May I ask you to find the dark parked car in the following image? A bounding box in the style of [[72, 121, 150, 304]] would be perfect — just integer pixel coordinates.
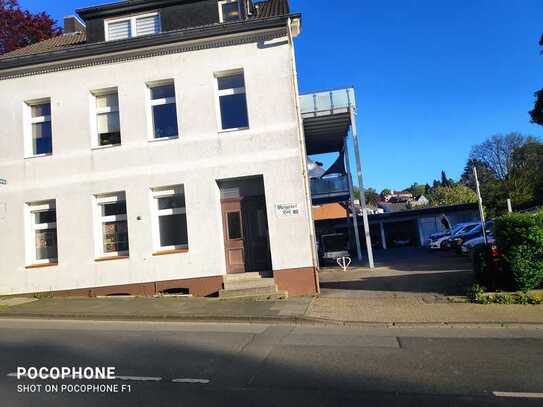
[[448, 221, 494, 254]]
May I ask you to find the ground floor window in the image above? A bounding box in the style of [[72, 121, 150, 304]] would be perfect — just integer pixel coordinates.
[[94, 192, 129, 257], [26, 200, 58, 265], [151, 185, 188, 251]]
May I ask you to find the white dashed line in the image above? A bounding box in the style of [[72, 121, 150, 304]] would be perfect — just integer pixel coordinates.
[[171, 378, 210, 384], [493, 392, 543, 399]]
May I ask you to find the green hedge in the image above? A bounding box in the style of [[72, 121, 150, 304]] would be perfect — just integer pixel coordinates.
[[494, 211, 543, 291]]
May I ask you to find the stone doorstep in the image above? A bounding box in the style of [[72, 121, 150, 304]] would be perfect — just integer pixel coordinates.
[[223, 278, 277, 291], [223, 272, 264, 282], [219, 284, 280, 298]]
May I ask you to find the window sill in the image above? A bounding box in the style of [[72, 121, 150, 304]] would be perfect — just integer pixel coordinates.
[[95, 255, 129, 262], [24, 153, 52, 160], [25, 262, 58, 269], [148, 136, 179, 143], [218, 127, 250, 134], [91, 144, 122, 151], [152, 248, 188, 256]]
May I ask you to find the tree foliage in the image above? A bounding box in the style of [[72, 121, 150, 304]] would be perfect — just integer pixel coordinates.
[[461, 135, 543, 217], [0, 0, 61, 55], [427, 185, 477, 207], [529, 35, 543, 126]]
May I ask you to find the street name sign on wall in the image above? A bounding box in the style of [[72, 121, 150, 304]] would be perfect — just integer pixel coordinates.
[[275, 203, 301, 218], [0, 179, 6, 185]]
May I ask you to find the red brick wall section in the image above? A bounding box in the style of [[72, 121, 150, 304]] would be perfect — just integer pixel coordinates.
[[274, 267, 319, 296]]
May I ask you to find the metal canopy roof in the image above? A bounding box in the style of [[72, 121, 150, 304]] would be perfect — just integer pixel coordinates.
[[300, 88, 355, 155]]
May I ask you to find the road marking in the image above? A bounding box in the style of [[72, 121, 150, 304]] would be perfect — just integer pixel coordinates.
[[115, 376, 162, 382], [493, 392, 543, 399], [171, 378, 210, 384]]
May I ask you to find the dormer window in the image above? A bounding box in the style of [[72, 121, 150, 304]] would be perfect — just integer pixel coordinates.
[[105, 12, 161, 41], [218, 0, 242, 23]]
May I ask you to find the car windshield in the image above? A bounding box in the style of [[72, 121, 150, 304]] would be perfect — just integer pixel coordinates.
[[455, 224, 477, 235]]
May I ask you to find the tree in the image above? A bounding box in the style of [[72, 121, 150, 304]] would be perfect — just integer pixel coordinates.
[[427, 185, 478, 207], [440, 171, 452, 187], [468, 133, 532, 181], [529, 35, 543, 126], [510, 140, 543, 207], [406, 183, 426, 197], [365, 188, 380, 207], [353, 187, 380, 207], [381, 188, 391, 196], [0, 0, 61, 55]]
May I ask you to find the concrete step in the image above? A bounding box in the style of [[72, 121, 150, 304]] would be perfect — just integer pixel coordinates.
[[219, 291, 288, 301], [223, 278, 276, 291], [223, 272, 263, 283], [219, 284, 279, 299]]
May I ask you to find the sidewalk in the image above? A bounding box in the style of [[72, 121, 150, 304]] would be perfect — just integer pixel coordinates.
[[1, 295, 543, 327]]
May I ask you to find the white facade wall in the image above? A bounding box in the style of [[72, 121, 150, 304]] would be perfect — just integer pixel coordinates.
[[0, 31, 315, 295]]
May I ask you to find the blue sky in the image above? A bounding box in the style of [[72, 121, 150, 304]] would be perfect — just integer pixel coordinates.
[[20, 0, 543, 192]]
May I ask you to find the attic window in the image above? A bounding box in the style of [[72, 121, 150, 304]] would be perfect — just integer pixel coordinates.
[[219, 0, 242, 22], [105, 12, 161, 41]]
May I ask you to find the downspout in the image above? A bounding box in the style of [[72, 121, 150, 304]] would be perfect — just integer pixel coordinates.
[[287, 17, 320, 292]]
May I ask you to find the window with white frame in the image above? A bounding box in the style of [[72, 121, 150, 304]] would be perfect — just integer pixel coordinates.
[[93, 90, 121, 147], [26, 200, 58, 265], [148, 82, 179, 139], [26, 100, 52, 157], [218, 0, 242, 22], [215, 71, 249, 131], [151, 186, 188, 251], [106, 12, 161, 41], [94, 192, 129, 257]]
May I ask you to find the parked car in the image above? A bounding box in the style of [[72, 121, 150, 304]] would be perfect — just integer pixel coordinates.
[[428, 223, 478, 250], [319, 233, 349, 264], [461, 233, 496, 256], [449, 221, 494, 254]]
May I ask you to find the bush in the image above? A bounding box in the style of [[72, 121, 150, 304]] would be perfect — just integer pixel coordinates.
[[493, 211, 543, 291]]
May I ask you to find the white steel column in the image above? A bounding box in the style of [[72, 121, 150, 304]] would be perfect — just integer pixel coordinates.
[[350, 108, 375, 269], [380, 222, 387, 250], [345, 142, 363, 262]]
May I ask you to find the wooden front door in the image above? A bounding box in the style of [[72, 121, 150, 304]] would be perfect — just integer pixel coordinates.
[[221, 199, 246, 274]]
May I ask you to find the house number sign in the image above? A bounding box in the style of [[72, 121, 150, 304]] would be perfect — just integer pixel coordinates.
[[275, 203, 301, 218]]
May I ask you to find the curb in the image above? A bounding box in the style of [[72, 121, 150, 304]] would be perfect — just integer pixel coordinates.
[[1, 312, 542, 329]]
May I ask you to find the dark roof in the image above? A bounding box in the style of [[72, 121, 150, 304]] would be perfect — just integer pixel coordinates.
[[0, 0, 291, 63], [253, 0, 289, 19], [0, 32, 87, 60]]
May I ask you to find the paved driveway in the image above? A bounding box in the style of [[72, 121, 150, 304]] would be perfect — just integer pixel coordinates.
[[318, 247, 473, 300]]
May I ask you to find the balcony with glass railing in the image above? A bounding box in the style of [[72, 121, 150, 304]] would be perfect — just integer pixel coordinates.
[[300, 88, 356, 155]]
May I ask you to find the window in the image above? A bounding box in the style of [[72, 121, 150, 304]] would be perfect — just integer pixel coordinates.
[[219, 0, 242, 22], [26, 200, 58, 265], [151, 186, 188, 251], [26, 100, 52, 157], [106, 12, 161, 41], [227, 212, 242, 240], [148, 82, 179, 139], [94, 192, 129, 258], [93, 90, 121, 147], [215, 71, 249, 131]]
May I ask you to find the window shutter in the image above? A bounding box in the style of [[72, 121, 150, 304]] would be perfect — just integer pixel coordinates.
[[136, 14, 160, 36], [108, 20, 131, 40]]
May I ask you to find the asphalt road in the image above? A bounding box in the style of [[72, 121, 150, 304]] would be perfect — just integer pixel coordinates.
[[1, 319, 543, 406]]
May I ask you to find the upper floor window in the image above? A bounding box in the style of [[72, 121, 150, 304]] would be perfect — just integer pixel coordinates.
[[147, 81, 179, 140], [215, 71, 249, 131], [25, 99, 52, 157], [105, 12, 161, 41], [218, 0, 242, 22], [92, 89, 121, 148]]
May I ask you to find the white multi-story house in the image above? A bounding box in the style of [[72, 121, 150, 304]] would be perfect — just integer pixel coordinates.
[[0, 0, 370, 298]]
